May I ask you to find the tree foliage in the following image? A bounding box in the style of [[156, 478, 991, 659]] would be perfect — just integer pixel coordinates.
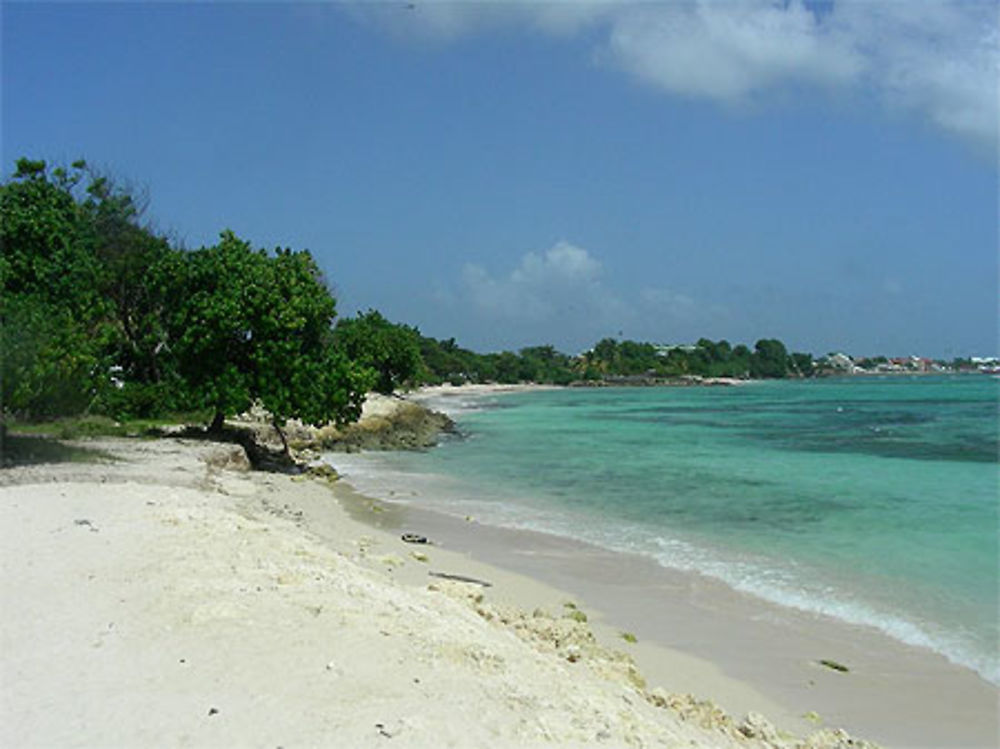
[[0, 159, 110, 417], [1, 158, 370, 434], [82, 171, 175, 386], [1, 158, 103, 313], [2, 155, 827, 435], [749, 338, 789, 379], [415, 333, 814, 385], [0, 295, 100, 419], [167, 232, 370, 433], [333, 310, 422, 395]]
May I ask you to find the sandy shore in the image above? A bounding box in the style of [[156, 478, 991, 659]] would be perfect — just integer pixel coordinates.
[[342, 383, 1000, 749], [1, 436, 886, 749], [374, 499, 1000, 749]]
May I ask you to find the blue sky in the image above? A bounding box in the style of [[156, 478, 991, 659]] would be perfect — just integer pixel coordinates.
[[3, 1, 997, 358]]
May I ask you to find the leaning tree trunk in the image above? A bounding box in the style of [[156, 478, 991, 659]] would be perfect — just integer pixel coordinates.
[[209, 410, 225, 433], [271, 417, 289, 456]]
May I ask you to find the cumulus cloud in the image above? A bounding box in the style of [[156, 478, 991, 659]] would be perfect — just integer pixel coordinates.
[[437, 240, 729, 350], [604, 1, 863, 101], [832, 1, 999, 147], [354, 0, 998, 150], [459, 240, 624, 325]]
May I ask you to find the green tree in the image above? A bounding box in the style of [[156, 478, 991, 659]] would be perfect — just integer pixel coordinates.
[[588, 338, 619, 373], [518, 345, 574, 384], [81, 170, 176, 388], [492, 351, 521, 384], [0, 295, 100, 419], [789, 352, 815, 377], [749, 338, 789, 378], [333, 309, 423, 395], [0, 159, 111, 419], [0, 158, 103, 313], [168, 232, 369, 444]]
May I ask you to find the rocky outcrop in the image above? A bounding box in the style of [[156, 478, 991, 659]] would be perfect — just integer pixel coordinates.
[[314, 398, 455, 452], [225, 393, 455, 457]]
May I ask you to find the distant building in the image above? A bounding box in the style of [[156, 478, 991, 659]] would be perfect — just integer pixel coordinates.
[[887, 356, 938, 373], [826, 353, 855, 372], [971, 356, 1000, 373]]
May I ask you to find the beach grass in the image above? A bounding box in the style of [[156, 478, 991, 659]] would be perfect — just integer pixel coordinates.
[[2, 411, 212, 467], [5, 411, 212, 441], [1, 433, 114, 466]]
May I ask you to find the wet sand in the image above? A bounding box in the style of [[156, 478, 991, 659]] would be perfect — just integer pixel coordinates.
[[356, 497, 998, 749]]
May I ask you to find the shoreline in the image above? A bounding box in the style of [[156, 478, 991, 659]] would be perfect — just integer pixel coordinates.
[[2, 436, 884, 749], [2, 430, 996, 747], [339, 490, 998, 749], [330, 383, 999, 748]]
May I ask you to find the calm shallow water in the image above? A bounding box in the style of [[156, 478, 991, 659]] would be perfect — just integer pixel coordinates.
[[329, 376, 1000, 684]]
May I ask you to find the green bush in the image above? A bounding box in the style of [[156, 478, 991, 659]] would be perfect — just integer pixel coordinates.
[[92, 380, 184, 421]]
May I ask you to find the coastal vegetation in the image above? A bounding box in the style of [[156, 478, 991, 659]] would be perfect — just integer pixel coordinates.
[[0, 157, 980, 439], [416, 334, 813, 385], [1, 158, 371, 442]]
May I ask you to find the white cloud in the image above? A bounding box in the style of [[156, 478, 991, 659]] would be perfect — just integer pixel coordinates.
[[605, 1, 863, 101], [439, 241, 729, 350], [602, 0, 998, 149], [459, 240, 623, 324], [511, 240, 601, 284], [352, 0, 999, 150], [441, 240, 640, 349], [833, 1, 999, 148], [639, 286, 699, 320]]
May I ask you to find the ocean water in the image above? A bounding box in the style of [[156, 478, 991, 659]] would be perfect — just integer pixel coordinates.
[[328, 376, 999, 684]]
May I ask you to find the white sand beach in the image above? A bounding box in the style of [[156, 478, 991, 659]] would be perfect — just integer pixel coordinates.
[[1, 435, 886, 749]]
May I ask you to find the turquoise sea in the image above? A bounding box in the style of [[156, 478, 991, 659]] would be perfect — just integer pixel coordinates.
[[333, 376, 999, 684]]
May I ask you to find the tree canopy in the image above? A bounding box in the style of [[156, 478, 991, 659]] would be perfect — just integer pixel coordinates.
[[3, 155, 828, 439], [1, 159, 371, 438], [332, 310, 422, 395], [1, 159, 109, 417], [167, 232, 371, 434]]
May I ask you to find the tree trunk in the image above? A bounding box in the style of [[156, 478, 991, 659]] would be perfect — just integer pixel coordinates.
[[209, 410, 225, 433], [272, 417, 289, 456]]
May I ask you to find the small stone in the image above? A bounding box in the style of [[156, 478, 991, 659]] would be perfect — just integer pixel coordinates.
[[208, 707, 219, 716]]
